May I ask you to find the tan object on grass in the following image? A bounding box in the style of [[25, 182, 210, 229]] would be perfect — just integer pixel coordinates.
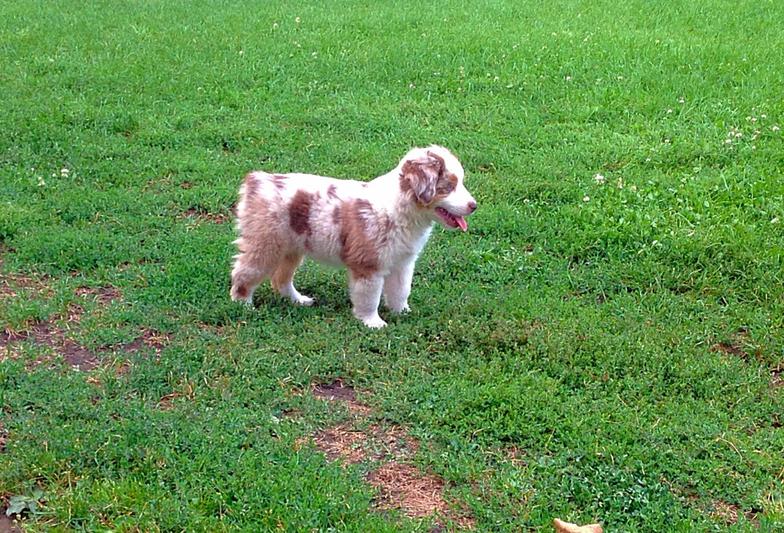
[[553, 518, 603, 533]]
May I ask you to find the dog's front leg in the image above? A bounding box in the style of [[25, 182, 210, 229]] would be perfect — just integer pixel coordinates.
[[383, 259, 415, 314], [349, 273, 386, 328]]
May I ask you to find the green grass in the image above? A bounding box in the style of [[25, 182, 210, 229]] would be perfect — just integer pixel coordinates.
[[1, 0, 783, 530]]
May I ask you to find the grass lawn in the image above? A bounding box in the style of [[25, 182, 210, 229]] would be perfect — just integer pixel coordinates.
[[1, 0, 783, 530]]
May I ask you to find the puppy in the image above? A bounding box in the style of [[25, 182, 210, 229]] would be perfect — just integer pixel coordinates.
[[230, 145, 476, 328]]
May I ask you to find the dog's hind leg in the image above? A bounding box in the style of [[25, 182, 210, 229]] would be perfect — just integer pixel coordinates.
[[230, 251, 276, 305], [271, 253, 314, 306]]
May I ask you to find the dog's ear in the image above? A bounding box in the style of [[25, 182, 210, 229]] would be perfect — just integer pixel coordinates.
[[401, 151, 445, 206]]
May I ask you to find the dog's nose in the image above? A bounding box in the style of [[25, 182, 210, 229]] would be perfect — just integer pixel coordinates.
[[467, 201, 477, 213]]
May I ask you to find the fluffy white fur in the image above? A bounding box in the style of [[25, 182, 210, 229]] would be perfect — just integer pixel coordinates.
[[230, 145, 476, 328]]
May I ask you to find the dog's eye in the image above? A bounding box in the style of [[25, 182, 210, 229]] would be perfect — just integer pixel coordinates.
[[437, 176, 456, 194]]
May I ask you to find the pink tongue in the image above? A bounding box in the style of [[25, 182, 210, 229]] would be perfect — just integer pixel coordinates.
[[455, 216, 468, 232]]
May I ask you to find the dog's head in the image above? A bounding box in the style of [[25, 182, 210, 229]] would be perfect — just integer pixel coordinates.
[[399, 146, 477, 231]]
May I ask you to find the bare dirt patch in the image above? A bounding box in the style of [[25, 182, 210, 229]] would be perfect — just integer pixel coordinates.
[[306, 378, 473, 529], [0, 421, 7, 453], [157, 392, 181, 411], [313, 378, 372, 415], [771, 366, 783, 389], [120, 329, 170, 355], [709, 500, 741, 524], [710, 341, 745, 358], [367, 461, 448, 518], [0, 270, 51, 300], [180, 207, 230, 225], [75, 285, 122, 305], [1, 279, 166, 371], [311, 423, 369, 463], [0, 513, 22, 533], [710, 328, 757, 361], [1, 320, 100, 371]]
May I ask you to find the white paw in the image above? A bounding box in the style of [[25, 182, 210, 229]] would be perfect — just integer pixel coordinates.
[[389, 303, 410, 315], [360, 315, 387, 329]]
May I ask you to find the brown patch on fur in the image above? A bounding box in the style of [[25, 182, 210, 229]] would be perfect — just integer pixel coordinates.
[[426, 150, 446, 175], [272, 174, 287, 190], [327, 184, 338, 199], [243, 173, 258, 196], [436, 172, 458, 196], [271, 254, 303, 292], [332, 206, 341, 225], [234, 285, 248, 299], [289, 190, 313, 235], [400, 152, 447, 206], [339, 199, 379, 279]]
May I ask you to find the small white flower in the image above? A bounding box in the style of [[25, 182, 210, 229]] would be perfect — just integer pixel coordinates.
[[272, 22, 279, 29], [616, 177, 624, 189], [761, 114, 767, 119], [60, 167, 70, 177], [663, 138, 670, 144], [593, 173, 605, 184], [751, 117, 757, 123], [239, 50, 244, 55], [583, 195, 590, 202], [771, 217, 780, 224], [724, 139, 732, 144], [678, 97, 685, 104], [565, 75, 572, 81], [295, 16, 301, 23], [37, 176, 46, 187], [773, 125, 781, 132], [630, 185, 638, 192], [523, 198, 530, 204], [645, 157, 651, 162], [408, 83, 416, 89], [666, 108, 673, 114], [617, 75, 624, 80]]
